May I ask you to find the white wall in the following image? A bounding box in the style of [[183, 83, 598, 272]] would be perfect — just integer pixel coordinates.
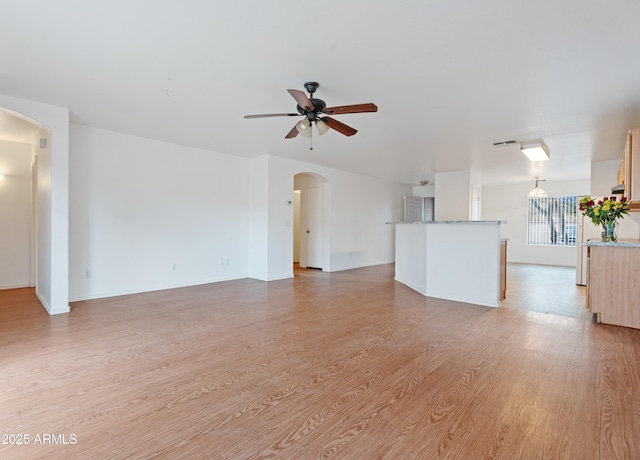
[[434, 170, 481, 221], [0, 95, 70, 314], [69, 124, 249, 301], [591, 159, 621, 197], [0, 140, 31, 289], [293, 190, 300, 263], [248, 155, 269, 281], [482, 179, 590, 266], [249, 155, 411, 280], [0, 97, 426, 304], [590, 159, 640, 236], [267, 160, 296, 280], [412, 184, 435, 197], [66, 135, 410, 299]]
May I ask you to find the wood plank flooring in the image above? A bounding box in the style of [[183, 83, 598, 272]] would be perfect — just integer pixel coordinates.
[[2, 264, 640, 459], [500, 263, 593, 321]]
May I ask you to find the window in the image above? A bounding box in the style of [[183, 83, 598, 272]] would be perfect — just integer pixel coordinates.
[[527, 196, 578, 246]]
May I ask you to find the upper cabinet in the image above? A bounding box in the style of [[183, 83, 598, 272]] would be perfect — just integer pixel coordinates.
[[621, 128, 640, 212]]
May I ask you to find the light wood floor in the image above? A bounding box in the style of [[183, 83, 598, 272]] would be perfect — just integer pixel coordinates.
[[2, 264, 639, 459], [501, 263, 593, 321]]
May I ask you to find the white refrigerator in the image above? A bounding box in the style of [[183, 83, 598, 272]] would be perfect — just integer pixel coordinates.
[[575, 199, 640, 285]]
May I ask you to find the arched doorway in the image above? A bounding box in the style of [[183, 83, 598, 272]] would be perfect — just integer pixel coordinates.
[[0, 113, 36, 290], [294, 172, 328, 270], [0, 98, 70, 314]]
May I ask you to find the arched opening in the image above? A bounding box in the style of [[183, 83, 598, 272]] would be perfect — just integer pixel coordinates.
[[0, 111, 40, 291], [0, 99, 70, 315], [293, 172, 329, 272]]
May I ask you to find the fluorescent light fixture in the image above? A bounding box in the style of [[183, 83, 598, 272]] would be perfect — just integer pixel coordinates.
[[520, 142, 550, 161]]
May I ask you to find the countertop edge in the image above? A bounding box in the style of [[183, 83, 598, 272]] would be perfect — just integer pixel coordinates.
[[586, 240, 640, 248], [396, 220, 505, 225]]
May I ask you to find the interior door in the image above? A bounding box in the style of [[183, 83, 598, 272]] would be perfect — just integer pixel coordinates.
[[472, 186, 481, 221], [306, 185, 324, 269]]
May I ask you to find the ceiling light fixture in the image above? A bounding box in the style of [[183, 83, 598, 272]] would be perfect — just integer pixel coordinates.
[[527, 177, 548, 198], [296, 119, 312, 138], [296, 118, 330, 137], [0, 173, 4, 181], [520, 142, 550, 161], [296, 119, 330, 151], [315, 119, 329, 136]]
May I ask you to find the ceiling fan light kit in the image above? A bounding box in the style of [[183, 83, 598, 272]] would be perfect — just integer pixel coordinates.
[[296, 119, 312, 137], [315, 118, 329, 135], [244, 81, 378, 143]]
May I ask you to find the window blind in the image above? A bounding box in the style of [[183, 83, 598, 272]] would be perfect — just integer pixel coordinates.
[[527, 196, 578, 246]]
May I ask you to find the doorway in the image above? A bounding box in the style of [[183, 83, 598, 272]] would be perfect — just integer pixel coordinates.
[[472, 185, 481, 221], [0, 100, 70, 314], [0, 114, 39, 291], [305, 185, 324, 269], [293, 172, 328, 271]]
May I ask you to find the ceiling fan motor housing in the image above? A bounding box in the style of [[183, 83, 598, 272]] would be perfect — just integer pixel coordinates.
[[296, 98, 327, 119]]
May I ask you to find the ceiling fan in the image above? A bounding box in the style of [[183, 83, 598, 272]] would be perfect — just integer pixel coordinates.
[[243, 81, 377, 139]]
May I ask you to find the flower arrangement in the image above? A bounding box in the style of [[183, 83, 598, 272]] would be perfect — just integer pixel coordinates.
[[578, 195, 629, 241]]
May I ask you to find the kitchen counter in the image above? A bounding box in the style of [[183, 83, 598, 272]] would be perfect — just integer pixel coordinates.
[[586, 239, 640, 248], [398, 220, 505, 225], [395, 221, 504, 308], [587, 242, 640, 328]]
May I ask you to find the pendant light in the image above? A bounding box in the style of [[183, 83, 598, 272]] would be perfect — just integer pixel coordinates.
[[527, 177, 548, 198]]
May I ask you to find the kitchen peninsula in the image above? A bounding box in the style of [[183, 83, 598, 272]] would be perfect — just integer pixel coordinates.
[[395, 221, 505, 308], [586, 240, 640, 329]]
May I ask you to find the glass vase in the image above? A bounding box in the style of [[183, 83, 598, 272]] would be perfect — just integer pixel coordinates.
[[601, 221, 617, 242]]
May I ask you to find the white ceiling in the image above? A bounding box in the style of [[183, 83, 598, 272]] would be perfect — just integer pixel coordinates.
[[2, 0, 640, 186]]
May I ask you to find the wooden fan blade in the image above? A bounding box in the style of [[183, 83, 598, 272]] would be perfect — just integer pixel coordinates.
[[244, 113, 299, 119], [285, 123, 300, 139], [321, 116, 358, 137], [287, 89, 313, 111], [324, 103, 378, 115]]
